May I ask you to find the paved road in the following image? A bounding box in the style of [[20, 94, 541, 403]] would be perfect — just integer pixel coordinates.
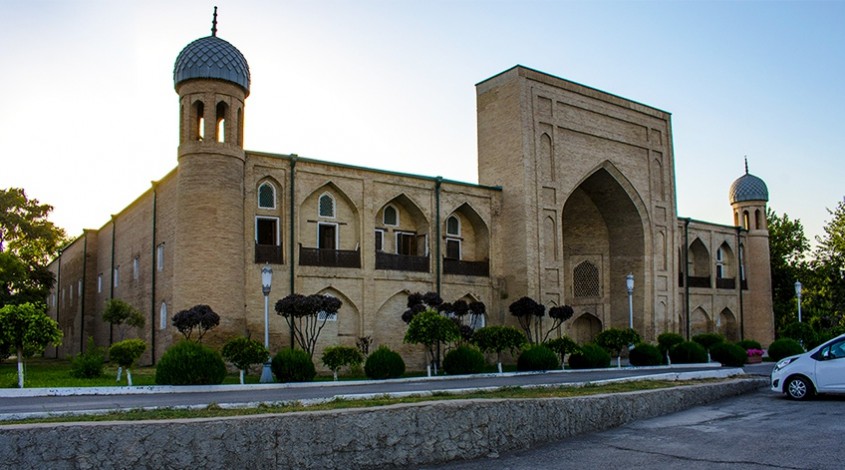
[[424, 388, 844, 470], [0, 364, 768, 418]]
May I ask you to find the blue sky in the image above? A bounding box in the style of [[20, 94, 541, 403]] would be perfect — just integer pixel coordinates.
[[1, 0, 843, 244]]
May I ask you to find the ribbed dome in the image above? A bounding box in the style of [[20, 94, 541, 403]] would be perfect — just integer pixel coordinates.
[[729, 172, 769, 204], [173, 35, 250, 92]]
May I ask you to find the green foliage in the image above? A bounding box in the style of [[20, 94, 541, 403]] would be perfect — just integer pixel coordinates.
[[404, 309, 460, 366], [155, 341, 226, 385], [321, 345, 364, 374], [779, 322, 819, 348], [70, 337, 105, 378], [364, 345, 405, 380], [275, 293, 342, 358], [0, 302, 62, 387], [710, 342, 747, 367], [472, 325, 527, 362], [271, 348, 316, 383], [545, 336, 579, 364], [108, 339, 146, 369], [767, 208, 811, 332], [628, 343, 663, 366], [443, 345, 485, 375], [172, 304, 220, 342], [595, 328, 641, 356], [692, 333, 725, 351], [517, 344, 560, 371], [0, 188, 67, 307], [811, 199, 845, 326], [568, 343, 611, 369], [736, 339, 763, 350], [102, 299, 145, 341], [508, 296, 545, 344], [767, 338, 805, 361], [657, 332, 685, 356], [221, 336, 269, 372], [669, 341, 708, 364]]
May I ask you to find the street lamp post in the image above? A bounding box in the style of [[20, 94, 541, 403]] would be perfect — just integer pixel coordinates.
[[260, 264, 273, 383], [626, 273, 634, 329], [795, 281, 802, 323]]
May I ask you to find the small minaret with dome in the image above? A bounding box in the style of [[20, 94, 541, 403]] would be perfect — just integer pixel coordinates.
[[729, 159, 775, 342], [171, 8, 251, 342]]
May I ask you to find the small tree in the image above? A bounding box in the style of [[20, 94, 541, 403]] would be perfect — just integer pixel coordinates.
[[275, 293, 342, 358], [0, 302, 62, 388], [508, 297, 545, 344], [545, 336, 579, 368], [692, 333, 725, 362], [595, 328, 641, 368], [221, 336, 269, 384], [404, 308, 460, 375], [471, 325, 526, 373], [658, 332, 685, 364], [102, 298, 145, 342], [172, 304, 220, 342], [401, 291, 443, 324], [543, 305, 575, 343], [321, 345, 364, 381], [109, 339, 146, 386]]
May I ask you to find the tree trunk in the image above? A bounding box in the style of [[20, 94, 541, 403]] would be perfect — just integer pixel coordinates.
[[239, 369, 245, 385], [127, 369, 133, 387], [333, 371, 338, 381], [497, 362, 503, 374], [116, 367, 123, 382], [616, 355, 622, 368], [16, 347, 24, 388]]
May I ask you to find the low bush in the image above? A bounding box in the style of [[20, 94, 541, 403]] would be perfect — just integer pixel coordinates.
[[669, 341, 707, 364], [517, 344, 560, 371], [545, 336, 579, 364], [109, 339, 146, 369], [364, 346, 405, 380], [568, 343, 611, 370], [628, 343, 662, 366], [710, 342, 747, 367], [155, 340, 227, 385], [657, 333, 685, 357], [692, 333, 725, 351], [70, 337, 105, 379], [271, 348, 316, 383], [768, 338, 804, 362], [443, 345, 486, 375], [321, 345, 365, 380], [736, 339, 763, 350]]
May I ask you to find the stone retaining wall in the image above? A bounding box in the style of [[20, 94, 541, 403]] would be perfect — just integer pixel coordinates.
[[0, 378, 765, 469]]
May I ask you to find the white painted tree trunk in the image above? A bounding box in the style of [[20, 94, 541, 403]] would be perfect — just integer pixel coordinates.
[[126, 369, 133, 387], [239, 369, 245, 385], [616, 355, 622, 368], [333, 371, 338, 381], [116, 367, 123, 382], [16, 348, 24, 388], [497, 362, 503, 374]]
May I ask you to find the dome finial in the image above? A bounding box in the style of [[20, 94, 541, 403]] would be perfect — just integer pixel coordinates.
[[744, 155, 749, 174], [211, 6, 218, 37]]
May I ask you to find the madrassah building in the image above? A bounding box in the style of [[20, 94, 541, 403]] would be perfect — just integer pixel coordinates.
[[46, 19, 774, 366]]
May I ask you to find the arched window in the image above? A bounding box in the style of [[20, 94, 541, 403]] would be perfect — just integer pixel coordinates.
[[318, 193, 335, 218], [573, 261, 600, 297], [446, 215, 460, 236], [216, 101, 228, 143], [258, 182, 276, 209], [383, 205, 398, 226], [755, 209, 762, 230], [193, 100, 205, 141], [159, 302, 168, 330]]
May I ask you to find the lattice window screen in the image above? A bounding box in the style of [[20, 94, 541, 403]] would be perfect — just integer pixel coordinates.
[[573, 261, 600, 297]]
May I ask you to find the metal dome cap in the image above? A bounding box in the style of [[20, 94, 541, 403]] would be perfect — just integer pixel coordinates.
[[173, 9, 250, 93], [729, 161, 769, 203]]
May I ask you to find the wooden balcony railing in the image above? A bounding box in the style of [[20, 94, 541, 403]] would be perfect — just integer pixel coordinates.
[[687, 276, 711, 288], [443, 258, 489, 277], [255, 244, 283, 264], [299, 247, 360, 268], [375, 252, 429, 272], [716, 277, 736, 289]]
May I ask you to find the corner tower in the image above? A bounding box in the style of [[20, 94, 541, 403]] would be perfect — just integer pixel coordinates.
[[729, 162, 774, 343], [172, 10, 250, 343]]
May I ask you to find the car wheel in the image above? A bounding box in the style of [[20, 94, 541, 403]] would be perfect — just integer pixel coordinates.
[[786, 376, 813, 400]]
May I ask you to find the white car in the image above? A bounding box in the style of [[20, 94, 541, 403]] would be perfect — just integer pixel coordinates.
[[771, 333, 845, 400]]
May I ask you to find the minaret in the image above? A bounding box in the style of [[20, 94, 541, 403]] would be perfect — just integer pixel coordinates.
[[171, 9, 251, 344], [729, 159, 774, 343]]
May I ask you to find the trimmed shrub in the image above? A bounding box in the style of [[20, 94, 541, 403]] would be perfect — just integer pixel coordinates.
[[109, 339, 146, 368], [628, 343, 662, 366], [736, 339, 762, 350], [657, 333, 685, 356], [669, 341, 708, 364], [768, 338, 804, 361], [545, 336, 579, 364], [779, 322, 819, 349], [322, 345, 365, 380], [710, 342, 747, 367], [70, 337, 105, 378], [155, 340, 226, 385], [443, 345, 486, 375], [517, 345, 560, 371], [692, 333, 725, 351], [364, 346, 405, 380], [271, 348, 316, 383], [568, 343, 611, 370]]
